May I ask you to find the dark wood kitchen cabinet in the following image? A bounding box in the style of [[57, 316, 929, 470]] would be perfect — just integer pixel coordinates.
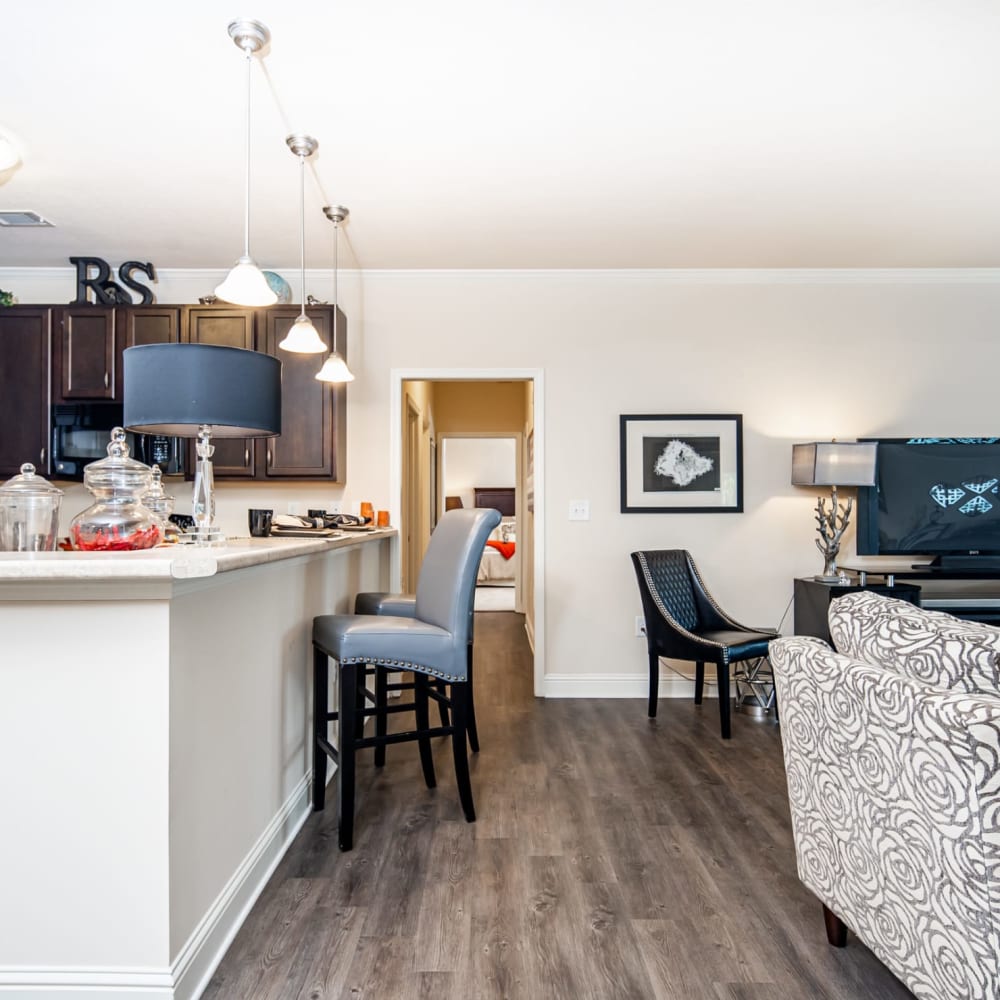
[[261, 306, 347, 480], [0, 302, 347, 482], [53, 306, 116, 401], [0, 307, 51, 477], [52, 306, 181, 403], [181, 306, 257, 478]]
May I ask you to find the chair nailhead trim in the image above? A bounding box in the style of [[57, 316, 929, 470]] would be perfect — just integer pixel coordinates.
[[339, 654, 462, 683]]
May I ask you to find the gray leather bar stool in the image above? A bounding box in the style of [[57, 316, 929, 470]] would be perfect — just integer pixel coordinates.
[[353, 591, 479, 759], [313, 507, 501, 851]]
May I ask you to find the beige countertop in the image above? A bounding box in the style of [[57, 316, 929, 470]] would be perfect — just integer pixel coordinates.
[[0, 528, 397, 582]]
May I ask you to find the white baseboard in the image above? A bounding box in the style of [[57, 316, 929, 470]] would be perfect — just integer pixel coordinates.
[[172, 775, 313, 1000], [0, 776, 313, 999]]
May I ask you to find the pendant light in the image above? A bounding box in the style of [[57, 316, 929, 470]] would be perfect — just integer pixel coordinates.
[[278, 134, 327, 353], [315, 205, 355, 383], [215, 19, 277, 307]]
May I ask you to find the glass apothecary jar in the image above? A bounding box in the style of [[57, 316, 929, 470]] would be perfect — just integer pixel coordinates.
[[0, 463, 64, 552], [142, 466, 180, 544], [70, 428, 162, 551]]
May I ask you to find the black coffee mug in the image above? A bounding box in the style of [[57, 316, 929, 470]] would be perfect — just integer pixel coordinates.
[[248, 508, 274, 537]]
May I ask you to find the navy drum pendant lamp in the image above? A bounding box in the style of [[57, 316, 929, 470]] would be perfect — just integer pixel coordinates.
[[123, 343, 281, 545]]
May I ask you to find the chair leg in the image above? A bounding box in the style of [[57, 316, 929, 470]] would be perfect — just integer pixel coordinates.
[[823, 904, 848, 947], [450, 680, 476, 822], [374, 667, 388, 767], [716, 661, 732, 739], [648, 651, 659, 718], [435, 679, 450, 727], [337, 661, 359, 851], [312, 646, 329, 811], [466, 640, 480, 754], [413, 674, 437, 789], [694, 660, 705, 704]]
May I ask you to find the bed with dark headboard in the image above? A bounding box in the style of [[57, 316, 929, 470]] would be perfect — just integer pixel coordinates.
[[473, 487, 516, 585], [473, 487, 515, 516]]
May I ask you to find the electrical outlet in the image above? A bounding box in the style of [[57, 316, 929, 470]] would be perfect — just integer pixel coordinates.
[[286, 501, 298, 514], [329, 502, 342, 514], [569, 499, 590, 521], [635, 615, 646, 637]]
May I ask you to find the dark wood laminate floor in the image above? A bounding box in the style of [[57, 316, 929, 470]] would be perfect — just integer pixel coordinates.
[[203, 613, 915, 1000]]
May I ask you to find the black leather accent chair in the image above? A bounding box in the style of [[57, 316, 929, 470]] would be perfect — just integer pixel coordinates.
[[630, 549, 778, 739]]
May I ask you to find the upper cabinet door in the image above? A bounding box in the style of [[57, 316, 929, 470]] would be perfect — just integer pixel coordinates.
[[117, 307, 180, 398], [262, 307, 345, 480], [0, 307, 51, 476], [54, 307, 115, 401], [181, 306, 258, 478]]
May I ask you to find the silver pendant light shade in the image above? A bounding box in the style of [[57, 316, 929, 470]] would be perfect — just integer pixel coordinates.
[[315, 205, 355, 383], [279, 134, 326, 353], [215, 19, 277, 307]]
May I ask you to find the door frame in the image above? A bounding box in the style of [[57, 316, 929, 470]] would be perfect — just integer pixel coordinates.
[[389, 367, 545, 696]]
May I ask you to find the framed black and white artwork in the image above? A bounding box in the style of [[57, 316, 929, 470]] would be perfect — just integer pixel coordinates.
[[619, 414, 743, 513]]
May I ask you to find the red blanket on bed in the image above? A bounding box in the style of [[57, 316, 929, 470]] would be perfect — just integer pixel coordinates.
[[485, 540, 515, 560]]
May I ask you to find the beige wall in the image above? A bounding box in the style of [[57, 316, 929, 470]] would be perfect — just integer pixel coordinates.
[[433, 381, 526, 433], [9, 267, 1000, 696]]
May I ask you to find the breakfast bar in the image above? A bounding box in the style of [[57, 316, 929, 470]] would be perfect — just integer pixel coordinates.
[[0, 530, 395, 999]]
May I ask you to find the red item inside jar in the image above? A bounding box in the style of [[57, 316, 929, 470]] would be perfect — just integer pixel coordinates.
[[71, 523, 161, 551]]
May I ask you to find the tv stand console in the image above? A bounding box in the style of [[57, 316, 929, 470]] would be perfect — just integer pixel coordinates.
[[840, 563, 1000, 627]]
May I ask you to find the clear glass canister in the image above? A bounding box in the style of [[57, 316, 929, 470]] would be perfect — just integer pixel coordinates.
[[142, 466, 179, 544], [0, 463, 64, 552], [70, 428, 162, 551]]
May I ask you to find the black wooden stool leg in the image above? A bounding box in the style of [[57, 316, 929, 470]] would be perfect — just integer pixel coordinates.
[[694, 661, 705, 704], [466, 641, 480, 753], [374, 667, 388, 767], [414, 674, 437, 789], [337, 660, 359, 851], [451, 680, 476, 822], [312, 646, 329, 811], [435, 679, 450, 727], [648, 651, 659, 718], [716, 661, 732, 740]]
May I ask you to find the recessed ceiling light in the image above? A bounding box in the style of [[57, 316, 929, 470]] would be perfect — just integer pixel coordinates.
[[0, 211, 54, 227]]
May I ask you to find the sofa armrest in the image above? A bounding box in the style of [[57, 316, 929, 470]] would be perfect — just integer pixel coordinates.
[[771, 636, 1000, 1000]]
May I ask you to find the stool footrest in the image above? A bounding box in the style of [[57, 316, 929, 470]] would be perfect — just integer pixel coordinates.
[[316, 735, 339, 764], [355, 724, 453, 750]]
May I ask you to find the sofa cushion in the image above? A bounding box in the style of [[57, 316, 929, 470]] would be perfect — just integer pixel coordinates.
[[829, 591, 1000, 695]]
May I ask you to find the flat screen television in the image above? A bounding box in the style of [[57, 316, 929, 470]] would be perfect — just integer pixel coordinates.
[[856, 438, 1000, 569]]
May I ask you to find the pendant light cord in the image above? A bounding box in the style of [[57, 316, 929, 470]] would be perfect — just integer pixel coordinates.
[[243, 46, 252, 259], [332, 219, 339, 353], [299, 151, 307, 317]]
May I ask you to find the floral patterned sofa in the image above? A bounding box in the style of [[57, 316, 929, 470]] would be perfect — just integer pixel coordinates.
[[770, 591, 1000, 1000]]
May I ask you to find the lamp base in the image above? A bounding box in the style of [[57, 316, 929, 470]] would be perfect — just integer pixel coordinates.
[[814, 573, 849, 584], [177, 527, 227, 547]]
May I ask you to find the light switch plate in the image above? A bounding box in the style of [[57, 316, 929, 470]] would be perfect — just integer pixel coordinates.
[[569, 499, 590, 521]]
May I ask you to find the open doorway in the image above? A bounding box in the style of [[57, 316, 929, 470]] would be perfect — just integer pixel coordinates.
[[390, 369, 544, 694], [439, 434, 519, 612]]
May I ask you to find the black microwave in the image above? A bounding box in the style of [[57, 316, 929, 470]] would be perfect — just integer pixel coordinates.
[[51, 403, 185, 480]]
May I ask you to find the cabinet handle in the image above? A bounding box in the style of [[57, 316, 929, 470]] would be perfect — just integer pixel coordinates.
[[244, 448, 249, 465], [104, 372, 109, 389], [267, 448, 272, 465], [39, 447, 46, 465]]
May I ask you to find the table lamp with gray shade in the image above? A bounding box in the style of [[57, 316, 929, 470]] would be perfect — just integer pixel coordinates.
[[792, 440, 878, 582], [123, 344, 281, 545]]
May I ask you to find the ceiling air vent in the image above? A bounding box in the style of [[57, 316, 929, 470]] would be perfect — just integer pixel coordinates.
[[0, 211, 54, 227]]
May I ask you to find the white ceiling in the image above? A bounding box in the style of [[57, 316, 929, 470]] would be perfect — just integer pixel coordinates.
[[2, 0, 999, 271]]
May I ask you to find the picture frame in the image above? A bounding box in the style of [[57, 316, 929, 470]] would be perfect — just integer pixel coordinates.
[[619, 413, 743, 513]]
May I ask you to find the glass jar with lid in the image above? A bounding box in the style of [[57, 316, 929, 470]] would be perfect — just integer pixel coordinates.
[[0, 463, 64, 552], [69, 428, 162, 551], [142, 466, 180, 544]]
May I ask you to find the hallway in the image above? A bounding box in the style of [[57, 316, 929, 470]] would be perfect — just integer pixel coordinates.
[[203, 613, 913, 1000]]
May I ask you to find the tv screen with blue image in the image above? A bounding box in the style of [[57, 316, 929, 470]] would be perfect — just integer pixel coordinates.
[[856, 438, 1000, 557]]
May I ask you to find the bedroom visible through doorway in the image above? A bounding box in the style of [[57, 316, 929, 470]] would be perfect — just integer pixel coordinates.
[[440, 436, 518, 612]]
